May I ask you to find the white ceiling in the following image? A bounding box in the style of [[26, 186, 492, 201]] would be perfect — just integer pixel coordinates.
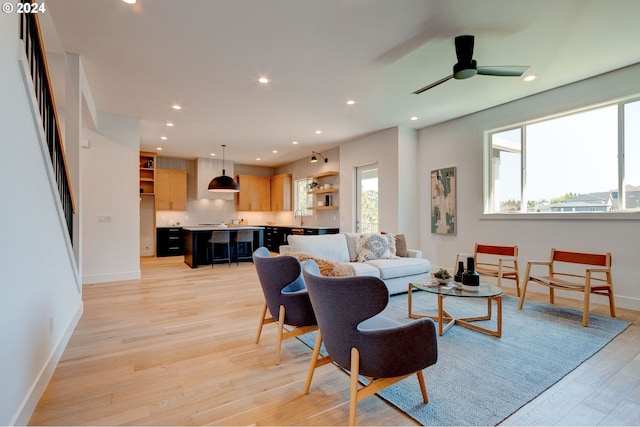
[[43, 0, 640, 167]]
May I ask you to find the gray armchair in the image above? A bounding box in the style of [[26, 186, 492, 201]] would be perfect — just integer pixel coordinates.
[[253, 247, 317, 364], [302, 259, 438, 426]]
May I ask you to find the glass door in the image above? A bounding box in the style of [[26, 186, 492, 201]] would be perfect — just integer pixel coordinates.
[[355, 163, 378, 233]]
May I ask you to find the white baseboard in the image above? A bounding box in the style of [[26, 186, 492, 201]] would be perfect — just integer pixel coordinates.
[[82, 270, 141, 284], [12, 302, 84, 426]]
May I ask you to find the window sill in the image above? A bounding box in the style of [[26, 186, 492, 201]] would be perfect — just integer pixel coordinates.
[[480, 212, 640, 220]]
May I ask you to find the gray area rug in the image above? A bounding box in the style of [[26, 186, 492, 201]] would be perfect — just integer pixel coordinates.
[[299, 292, 630, 426]]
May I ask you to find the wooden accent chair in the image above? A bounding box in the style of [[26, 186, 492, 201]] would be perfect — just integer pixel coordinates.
[[302, 260, 438, 426], [518, 248, 615, 327], [455, 243, 520, 296], [253, 247, 318, 364]]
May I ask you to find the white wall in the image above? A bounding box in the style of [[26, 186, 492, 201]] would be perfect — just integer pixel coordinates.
[[339, 127, 419, 246], [418, 63, 640, 311], [82, 112, 141, 283], [0, 14, 82, 425]]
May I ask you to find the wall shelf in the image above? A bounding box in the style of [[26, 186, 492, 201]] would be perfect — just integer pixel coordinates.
[[308, 205, 339, 210]]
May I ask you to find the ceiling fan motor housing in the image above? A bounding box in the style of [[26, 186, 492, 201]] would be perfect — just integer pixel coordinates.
[[453, 59, 478, 79]]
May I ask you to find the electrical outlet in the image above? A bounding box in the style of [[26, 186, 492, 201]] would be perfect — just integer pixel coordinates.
[[98, 216, 112, 223]]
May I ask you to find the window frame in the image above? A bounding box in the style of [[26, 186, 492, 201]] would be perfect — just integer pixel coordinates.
[[293, 177, 313, 216], [482, 96, 640, 220]]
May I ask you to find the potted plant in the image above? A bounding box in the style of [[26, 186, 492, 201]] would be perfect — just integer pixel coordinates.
[[306, 180, 319, 191], [433, 268, 452, 285]]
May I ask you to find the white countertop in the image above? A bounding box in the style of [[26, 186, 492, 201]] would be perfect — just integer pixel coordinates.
[[182, 225, 264, 231]]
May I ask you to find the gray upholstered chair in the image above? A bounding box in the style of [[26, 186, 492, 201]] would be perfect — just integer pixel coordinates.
[[234, 229, 254, 265], [253, 247, 317, 364], [302, 259, 438, 426], [208, 230, 231, 268]]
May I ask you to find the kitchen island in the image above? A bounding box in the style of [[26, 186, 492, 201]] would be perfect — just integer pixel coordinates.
[[183, 226, 264, 268]]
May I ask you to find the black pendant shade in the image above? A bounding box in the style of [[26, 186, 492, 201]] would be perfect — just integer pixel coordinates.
[[208, 145, 240, 193]]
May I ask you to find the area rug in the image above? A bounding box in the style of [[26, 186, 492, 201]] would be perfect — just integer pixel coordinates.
[[299, 292, 630, 426]]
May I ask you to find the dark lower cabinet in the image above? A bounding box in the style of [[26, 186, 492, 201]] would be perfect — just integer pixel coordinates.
[[264, 226, 338, 251], [157, 227, 184, 257]]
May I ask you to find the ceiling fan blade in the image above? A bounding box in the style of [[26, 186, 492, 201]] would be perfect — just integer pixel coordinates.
[[412, 74, 453, 94], [454, 35, 474, 64], [477, 65, 529, 77]]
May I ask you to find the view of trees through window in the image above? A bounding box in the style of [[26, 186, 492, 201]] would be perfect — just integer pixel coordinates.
[[487, 99, 640, 213]]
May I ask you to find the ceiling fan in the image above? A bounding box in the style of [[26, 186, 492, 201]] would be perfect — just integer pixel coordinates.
[[412, 35, 529, 94]]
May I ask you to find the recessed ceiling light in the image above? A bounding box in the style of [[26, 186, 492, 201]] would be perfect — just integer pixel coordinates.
[[172, 104, 182, 110], [210, 153, 216, 157], [256, 157, 261, 161], [272, 150, 278, 154], [410, 116, 418, 121], [122, 0, 136, 4], [292, 141, 299, 145], [156, 147, 163, 151], [315, 130, 322, 135], [166, 122, 174, 127], [346, 99, 356, 105], [524, 75, 537, 82], [258, 77, 269, 84], [160, 136, 168, 140]]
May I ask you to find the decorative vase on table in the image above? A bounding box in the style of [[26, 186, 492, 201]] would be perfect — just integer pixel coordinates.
[[462, 257, 480, 291], [454, 261, 464, 283]]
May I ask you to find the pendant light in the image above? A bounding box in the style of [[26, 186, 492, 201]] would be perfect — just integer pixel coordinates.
[[208, 144, 240, 192]]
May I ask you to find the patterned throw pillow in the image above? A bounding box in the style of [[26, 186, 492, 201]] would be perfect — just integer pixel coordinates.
[[356, 233, 394, 262]]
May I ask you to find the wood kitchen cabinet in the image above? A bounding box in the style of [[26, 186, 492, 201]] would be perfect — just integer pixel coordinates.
[[236, 175, 271, 211], [155, 169, 187, 211], [270, 173, 292, 211]]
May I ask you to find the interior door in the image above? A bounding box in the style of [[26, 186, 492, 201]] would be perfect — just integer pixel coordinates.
[[355, 163, 378, 233]]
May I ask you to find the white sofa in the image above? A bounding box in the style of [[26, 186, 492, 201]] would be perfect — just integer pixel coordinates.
[[279, 233, 432, 295]]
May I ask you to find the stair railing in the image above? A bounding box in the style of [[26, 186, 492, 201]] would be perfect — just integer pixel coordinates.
[[19, 1, 75, 244]]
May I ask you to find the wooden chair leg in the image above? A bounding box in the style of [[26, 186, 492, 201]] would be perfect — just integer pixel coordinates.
[[583, 275, 592, 327], [416, 370, 428, 403], [304, 330, 323, 394], [606, 271, 616, 317], [518, 263, 532, 310], [349, 347, 360, 427], [514, 259, 521, 297], [275, 305, 286, 365], [255, 302, 269, 343]]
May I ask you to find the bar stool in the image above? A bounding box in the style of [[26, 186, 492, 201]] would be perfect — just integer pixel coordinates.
[[234, 229, 254, 265], [208, 231, 231, 268]]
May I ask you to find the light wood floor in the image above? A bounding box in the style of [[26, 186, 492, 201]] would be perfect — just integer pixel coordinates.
[[30, 256, 640, 426]]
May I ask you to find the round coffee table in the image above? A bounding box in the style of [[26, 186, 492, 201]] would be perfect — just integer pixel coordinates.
[[408, 281, 502, 337]]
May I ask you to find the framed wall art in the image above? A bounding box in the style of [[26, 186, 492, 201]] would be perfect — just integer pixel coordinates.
[[431, 166, 456, 235]]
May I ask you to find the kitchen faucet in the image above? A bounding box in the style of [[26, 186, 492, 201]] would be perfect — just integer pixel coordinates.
[[294, 209, 304, 226]]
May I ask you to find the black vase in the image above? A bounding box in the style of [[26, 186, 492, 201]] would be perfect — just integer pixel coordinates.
[[454, 261, 464, 283], [462, 257, 480, 286]]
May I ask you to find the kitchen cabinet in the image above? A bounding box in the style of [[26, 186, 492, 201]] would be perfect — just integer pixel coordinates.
[[156, 227, 184, 257], [236, 175, 271, 211], [139, 151, 156, 195], [307, 171, 339, 210], [265, 226, 292, 252], [270, 173, 292, 211], [155, 169, 187, 211]]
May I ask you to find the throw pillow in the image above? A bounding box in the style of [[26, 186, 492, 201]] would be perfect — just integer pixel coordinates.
[[286, 252, 356, 277], [356, 233, 394, 262], [395, 233, 408, 257]]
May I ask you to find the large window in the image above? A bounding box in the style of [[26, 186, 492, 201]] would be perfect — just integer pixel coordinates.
[[294, 178, 313, 215], [486, 99, 640, 214]]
